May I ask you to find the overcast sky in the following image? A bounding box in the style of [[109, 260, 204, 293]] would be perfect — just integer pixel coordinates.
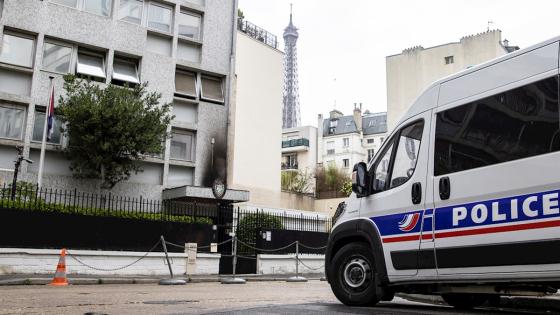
[[238, 0, 560, 126]]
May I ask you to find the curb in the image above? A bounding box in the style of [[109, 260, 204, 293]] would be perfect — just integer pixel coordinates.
[[397, 293, 560, 312], [0, 275, 325, 286]]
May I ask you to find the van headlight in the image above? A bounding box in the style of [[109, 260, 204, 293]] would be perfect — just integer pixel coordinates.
[[332, 201, 346, 226]]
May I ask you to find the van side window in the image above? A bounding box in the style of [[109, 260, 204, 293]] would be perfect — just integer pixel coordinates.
[[371, 120, 424, 192], [435, 75, 560, 176], [390, 121, 424, 188], [372, 140, 394, 192]]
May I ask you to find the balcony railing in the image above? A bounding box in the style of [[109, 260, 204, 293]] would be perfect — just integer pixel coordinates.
[[282, 138, 310, 148], [237, 18, 278, 49], [281, 163, 298, 170]]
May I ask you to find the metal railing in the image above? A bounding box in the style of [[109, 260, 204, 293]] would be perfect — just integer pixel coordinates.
[[237, 18, 278, 49], [282, 138, 310, 148], [0, 183, 215, 223]]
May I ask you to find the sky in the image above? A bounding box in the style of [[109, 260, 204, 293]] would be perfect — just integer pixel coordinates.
[[238, 0, 560, 126]]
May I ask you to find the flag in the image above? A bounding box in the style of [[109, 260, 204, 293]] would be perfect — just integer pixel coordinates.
[[47, 85, 55, 141]]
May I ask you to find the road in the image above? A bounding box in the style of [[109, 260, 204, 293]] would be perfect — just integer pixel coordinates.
[[0, 281, 556, 314]]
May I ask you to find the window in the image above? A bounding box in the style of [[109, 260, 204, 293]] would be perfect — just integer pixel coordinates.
[[367, 138, 374, 144], [83, 0, 112, 16], [178, 10, 201, 40], [177, 41, 200, 63], [389, 121, 423, 188], [0, 105, 25, 140], [76, 49, 106, 79], [343, 138, 349, 147], [200, 75, 224, 103], [0, 33, 35, 68], [170, 129, 194, 161], [119, 0, 143, 24], [0, 68, 32, 96], [42, 42, 72, 73], [148, 2, 172, 33], [372, 139, 394, 192], [32, 107, 62, 144], [327, 141, 334, 155], [282, 154, 297, 169], [175, 70, 197, 98], [112, 57, 140, 85], [367, 149, 375, 161], [328, 119, 338, 134], [51, 0, 78, 8], [434, 75, 560, 176], [445, 55, 454, 65], [343, 158, 349, 168]]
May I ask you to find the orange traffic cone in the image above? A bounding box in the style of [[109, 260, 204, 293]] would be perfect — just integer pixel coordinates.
[[49, 248, 69, 286]]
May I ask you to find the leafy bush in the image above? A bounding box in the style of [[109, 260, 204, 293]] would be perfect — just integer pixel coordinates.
[[236, 212, 283, 254], [281, 169, 314, 193], [315, 164, 350, 197]]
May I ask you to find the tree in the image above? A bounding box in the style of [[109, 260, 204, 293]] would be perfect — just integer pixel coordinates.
[[281, 169, 314, 193], [58, 75, 173, 189], [315, 164, 351, 197]]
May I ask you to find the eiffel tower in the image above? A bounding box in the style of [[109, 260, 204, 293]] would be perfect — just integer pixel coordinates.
[[282, 4, 301, 129]]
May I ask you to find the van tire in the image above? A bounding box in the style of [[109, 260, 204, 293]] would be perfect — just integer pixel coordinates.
[[328, 242, 380, 306], [441, 294, 488, 309]]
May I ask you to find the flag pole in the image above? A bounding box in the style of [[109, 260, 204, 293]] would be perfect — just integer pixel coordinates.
[[38, 76, 55, 189]]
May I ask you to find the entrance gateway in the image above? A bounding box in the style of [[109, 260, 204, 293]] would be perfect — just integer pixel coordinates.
[[163, 185, 250, 274]]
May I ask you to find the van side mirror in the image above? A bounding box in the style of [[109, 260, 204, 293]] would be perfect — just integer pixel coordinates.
[[352, 162, 369, 197]]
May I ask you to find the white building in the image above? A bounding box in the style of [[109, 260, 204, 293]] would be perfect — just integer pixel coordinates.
[[386, 30, 519, 130], [281, 125, 317, 173], [227, 19, 284, 207], [317, 106, 387, 173]]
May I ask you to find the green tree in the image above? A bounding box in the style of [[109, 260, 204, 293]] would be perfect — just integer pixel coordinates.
[[281, 169, 314, 193], [315, 164, 351, 197], [58, 75, 173, 189]]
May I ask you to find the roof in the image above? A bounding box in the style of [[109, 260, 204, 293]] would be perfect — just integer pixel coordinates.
[[322, 113, 387, 137]]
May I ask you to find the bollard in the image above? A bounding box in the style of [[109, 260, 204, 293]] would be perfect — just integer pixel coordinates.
[[287, 241, 307, 282], [158, 235, 186, 285], [221, 235, 246, 284]]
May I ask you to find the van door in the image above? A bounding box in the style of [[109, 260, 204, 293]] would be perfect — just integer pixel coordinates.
[[362, 111, 431, 278], [432, 74, 560, 277]]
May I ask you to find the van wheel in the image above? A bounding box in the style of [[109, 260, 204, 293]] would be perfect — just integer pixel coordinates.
[[441, 294, 488, 309], [328, 242, 380, 306]]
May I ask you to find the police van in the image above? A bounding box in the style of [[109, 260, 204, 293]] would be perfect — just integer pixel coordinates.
[[325, 36, 560, 309]]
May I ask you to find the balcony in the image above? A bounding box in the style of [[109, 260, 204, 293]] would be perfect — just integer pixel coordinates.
[[281, 138, 309, 153], [237, 18, 278, 49]]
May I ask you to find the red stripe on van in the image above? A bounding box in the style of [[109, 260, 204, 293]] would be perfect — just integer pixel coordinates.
[[434, 219, 560, 239], [381, 220, 560, 243]]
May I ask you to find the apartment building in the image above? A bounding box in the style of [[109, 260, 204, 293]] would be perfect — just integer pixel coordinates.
[[0, 0, 247, 202], [317, 106, 387, 173], [386, 30, 519, 131]]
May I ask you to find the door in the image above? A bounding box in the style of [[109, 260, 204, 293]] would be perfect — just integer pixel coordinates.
[[362, 111, 431, 278], [432, 74, 560, 277]]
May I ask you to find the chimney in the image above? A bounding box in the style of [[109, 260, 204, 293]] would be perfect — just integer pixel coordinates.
[[503, 39, 509, 47], [317, 114, 324, 164], [353, 104, 362, 131], [329, 109, 343, 119]]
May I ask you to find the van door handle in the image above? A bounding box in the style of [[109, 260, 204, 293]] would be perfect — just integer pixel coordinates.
[[411, 182, 422, 204], [439, 177, 451, 200]]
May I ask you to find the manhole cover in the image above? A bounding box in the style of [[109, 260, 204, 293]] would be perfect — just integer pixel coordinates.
[[143, 300, 199, 305]]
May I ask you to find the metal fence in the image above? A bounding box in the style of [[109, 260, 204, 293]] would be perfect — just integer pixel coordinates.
[[0, 183, 216, 222], [237, 18, 278, 49]]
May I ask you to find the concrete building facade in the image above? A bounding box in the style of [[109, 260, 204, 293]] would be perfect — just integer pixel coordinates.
[[386, 30, 518, 130], [317, 106, 387, 173], [0, 0, 243, 202]]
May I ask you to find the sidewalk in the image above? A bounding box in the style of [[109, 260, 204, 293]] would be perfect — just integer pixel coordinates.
[[0, 273, 326, 286], [398, 293, 560, 312]]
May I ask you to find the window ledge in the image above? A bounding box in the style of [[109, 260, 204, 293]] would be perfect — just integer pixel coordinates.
[[0, 63, 34, 74], [0, 92, 31, 105], [178, 36, 202, 46], [0, 138, 24, 147], [176, 58, 201, 68], [147, 29, 173, 39], [171, 121, 197, 130], [29, 142, 62, 151], [168, 159, 195, 167], [173, 95, 199, 104], [141, 156, 165, 164]]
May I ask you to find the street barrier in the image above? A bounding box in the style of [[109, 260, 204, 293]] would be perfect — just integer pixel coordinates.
[[49, 236, 326, 284]]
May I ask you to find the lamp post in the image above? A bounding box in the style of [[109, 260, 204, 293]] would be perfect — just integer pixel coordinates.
[[11, 146, 33, 200]]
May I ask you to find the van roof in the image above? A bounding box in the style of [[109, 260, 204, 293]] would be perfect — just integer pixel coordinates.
[[395, 35, 560, 128]]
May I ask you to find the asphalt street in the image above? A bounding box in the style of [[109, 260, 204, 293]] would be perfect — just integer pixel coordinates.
[[0, 281, 556, 315]]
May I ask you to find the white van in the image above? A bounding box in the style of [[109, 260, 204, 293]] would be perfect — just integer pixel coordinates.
[[325, 36, 560, 309]]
